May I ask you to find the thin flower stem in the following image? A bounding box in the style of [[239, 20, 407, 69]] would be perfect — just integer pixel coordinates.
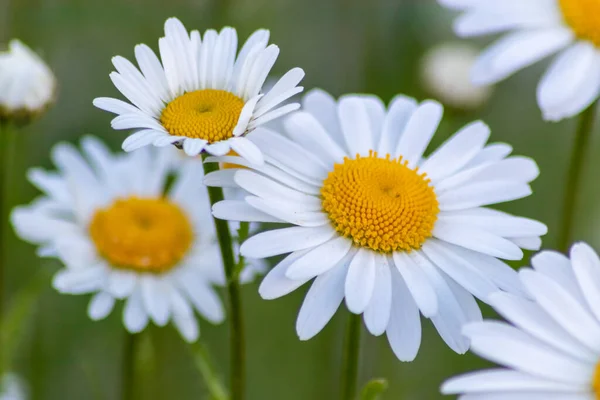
[[558, 101, 598, 252], [203, 157, 245, 400], [122, 332, 137, 400], [191, 340, 228, 400], [340, 313, 362, 400], [0, 121, 15, 345]]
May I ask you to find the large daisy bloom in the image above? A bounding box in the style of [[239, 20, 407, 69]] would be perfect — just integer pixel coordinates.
[[0, 39, 55, 122], [205, 89, 547, 360], [442, 242, 600, 399], [93, 17, 304, 163], [438, 0, 600, 121], [11, 137, 262, 342]]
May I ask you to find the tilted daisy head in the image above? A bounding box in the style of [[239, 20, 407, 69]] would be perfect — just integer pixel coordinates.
[[11, 137, 263, 342], [206, 89, 547, 361], [0, 40, 56, 123], [439, 0, 600, 121], [442, 242, 600, 399], [93, 17, 304, 163]]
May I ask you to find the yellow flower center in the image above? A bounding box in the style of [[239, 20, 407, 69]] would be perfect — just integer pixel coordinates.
[[593, 362, 600, 399], [559, 0, 600, 46], [160, 89, 244, 143], [89, 197, 194, 273], [321, 152, 439, 253]]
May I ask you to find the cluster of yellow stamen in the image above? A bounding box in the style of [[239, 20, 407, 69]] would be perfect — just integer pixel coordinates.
[[559, 0, 600, 47], [160, 89, 244, 143], [321, 151, 439, 253], [89, 197, 194, 273]]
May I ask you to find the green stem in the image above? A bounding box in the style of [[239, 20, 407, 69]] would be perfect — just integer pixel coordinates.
[[0, 121, 16, 369], [203, 157, 245, 400], [557, 101, 598, 252], [191, 340, 228, 400], [340, 313, 362, 400], [122, 333, 137, 400]]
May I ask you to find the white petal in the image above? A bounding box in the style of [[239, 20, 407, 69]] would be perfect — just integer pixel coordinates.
[[302, 89, 345, 149], [385, 268, 421, 361], [471, 28, 573, 85], [88, 292, 116, 321], [392, 251, 438, 317], [140, 276, 171, 326], [296, 253, 351, 340], [570, 242, 600, 322], [212, 200, 282, 223], [285, 237, 352, 280], [438, 181, 532, 211], [464, 321, 593, 385], [394, 100, 443, 167], [229, 137, 264, 165], [176, 271, 225, 324], [240, 225, 337, 258], [183, 138, 207, 156], [259, 249, 313, 300], [244, 196, 328, 227], [52, 266, 106, 294], [344, 249, 376, 314], [363, 254, 392, 336], [123, 285, 149, 333], [338, 96, 373, 157], [378, 95, 418, 156]]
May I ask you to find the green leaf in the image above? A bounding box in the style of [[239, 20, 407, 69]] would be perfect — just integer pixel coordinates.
[[360, 378, 388, 400]]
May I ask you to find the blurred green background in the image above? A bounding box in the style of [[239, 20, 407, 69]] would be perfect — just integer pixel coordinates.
[[2, 0, 600, 398]]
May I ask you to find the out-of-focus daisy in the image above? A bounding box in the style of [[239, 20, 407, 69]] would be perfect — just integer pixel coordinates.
[[442, 242, 600, 399], [206, 89, 546, 360], [421, 42, 493, 111], [0, 40, 55, 122], [0, 374, 26, 400], [93, 17, 304, 163], [11, 137, 262, 342], [439, 0, 600, 121]]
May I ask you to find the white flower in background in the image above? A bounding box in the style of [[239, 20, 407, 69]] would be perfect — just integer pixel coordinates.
[[206, 89, 546, 361], [11, 137, 263, 342], [93, 17, 304, 163], [0, 374, 26, 400], [421, 42, 492, 111], [0, 40, 55, 121], [443, 242, 600, 399], [438, 0, 600, 121]]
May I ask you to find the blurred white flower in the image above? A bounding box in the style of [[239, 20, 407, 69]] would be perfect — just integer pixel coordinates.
[[11, 137, 263, 342], [439, 0, 600, 121], [421, 42, 492, 111], [206, 89, 547, 361], [442, 242, 600, 399], [0, 40, 55, 121], [94, 17, 304, 163], [0, 374, 26, 400]]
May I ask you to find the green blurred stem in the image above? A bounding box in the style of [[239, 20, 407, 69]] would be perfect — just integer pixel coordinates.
[[340, 313, 362, 400], [203, 157, 246, 400], [122, 333, 137, 400], [0, 121, 15, 340], [558, 100, 598, 251], [191, 341, 228, 400]]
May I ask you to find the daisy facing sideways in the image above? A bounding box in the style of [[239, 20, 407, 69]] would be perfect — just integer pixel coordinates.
[[205, 89, 547, 361], [443, 242, 600, 399], [439, 0, 600, 121], [11, 137, 263, 342], [94, 17, 304, 163]]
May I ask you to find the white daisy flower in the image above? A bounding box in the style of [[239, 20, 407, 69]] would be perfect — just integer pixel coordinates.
[[10, 137, 262, 342], [93, 17, 305, 163], [205, 89, 547, 361], [421, 42, 493, 111], [438, 0, 600, 121], [442, 242, 600, 399], [0, 374, 26, 400], [0, 40, 55, 122]]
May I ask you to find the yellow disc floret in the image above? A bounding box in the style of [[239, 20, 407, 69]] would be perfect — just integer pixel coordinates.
[[321, 151, 439, 253], [89, 197, 194, 273], [161, 89, 245, 143], [593, 361, 600, 400], [560, 0, 600, 47]]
